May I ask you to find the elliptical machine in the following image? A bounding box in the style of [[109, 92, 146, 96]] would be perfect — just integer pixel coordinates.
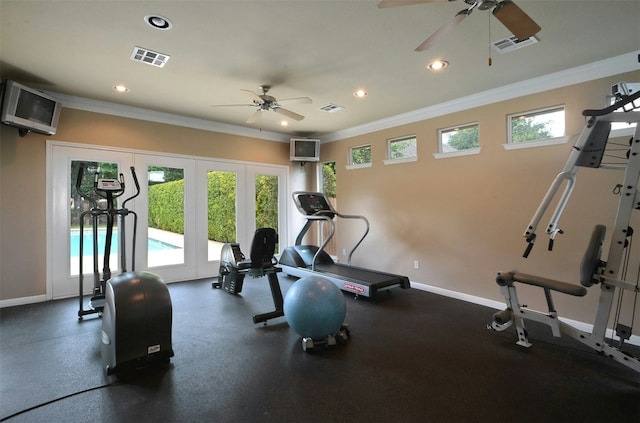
[[75, 165, 140, 320]]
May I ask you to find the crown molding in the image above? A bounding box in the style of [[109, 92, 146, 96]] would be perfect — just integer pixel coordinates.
[[322, 51, 640, 142], [46, 92, 291, 143], [45, 51, 638, 144]]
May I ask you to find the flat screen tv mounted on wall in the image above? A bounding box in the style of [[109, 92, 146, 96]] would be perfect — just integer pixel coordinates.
[[290, 138, 320, 162], [0, 80, 62, 136]]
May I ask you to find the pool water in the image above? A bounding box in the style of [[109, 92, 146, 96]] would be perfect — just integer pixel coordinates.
[[70, 230, 179, 257]]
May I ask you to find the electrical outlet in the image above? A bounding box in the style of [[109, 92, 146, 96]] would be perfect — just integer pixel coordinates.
[[342, 248, 346, 256], [413, 260, 420, 270]]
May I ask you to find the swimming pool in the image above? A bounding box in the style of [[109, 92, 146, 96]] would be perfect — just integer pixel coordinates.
[[70, 229, 179, 257]]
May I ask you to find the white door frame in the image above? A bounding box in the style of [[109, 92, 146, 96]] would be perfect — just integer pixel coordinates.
[[48, 143, 135, 299], [47, 140, 289, 300]]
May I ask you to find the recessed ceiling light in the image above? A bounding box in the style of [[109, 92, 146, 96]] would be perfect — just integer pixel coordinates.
[[280, 120, 289, 127], [113, 84, 129, 93], [354, 89, 368, 98], [144, 14, 173, 30], [427, 60, 449, 71]]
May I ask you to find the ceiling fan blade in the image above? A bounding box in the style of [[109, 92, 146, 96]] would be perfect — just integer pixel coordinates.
[[492, 0, 541, 40], [246, 110, 262, 124], [274, 107, 305, 121], [276, 97, 312, 106], [378, 0, 447, 8], [241, 89, 264, 104], [415, 8, 470, 52]]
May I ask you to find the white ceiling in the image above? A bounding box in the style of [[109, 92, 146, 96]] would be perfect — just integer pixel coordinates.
[[1, 0, 639, 140]]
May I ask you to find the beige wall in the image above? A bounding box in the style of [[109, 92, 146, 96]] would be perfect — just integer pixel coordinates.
[[0, 109, 304, 301], [321, 71, 640, 326], [1, 72, 639, 331]]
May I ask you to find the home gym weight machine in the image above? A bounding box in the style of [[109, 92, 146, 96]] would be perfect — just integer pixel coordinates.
[[76, 165, 140, 320], [489, 83, 640, 374]]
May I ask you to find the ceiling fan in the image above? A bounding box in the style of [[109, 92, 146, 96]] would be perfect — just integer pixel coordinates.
[[211, 85, 312, 124], [378, 0, 541, 51]]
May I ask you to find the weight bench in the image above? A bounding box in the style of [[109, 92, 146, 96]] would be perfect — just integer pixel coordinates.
[[490, 225, 606, 347]]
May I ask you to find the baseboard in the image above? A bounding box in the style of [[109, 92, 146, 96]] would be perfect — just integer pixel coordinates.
[[411, 281, 506, 310], [3, 282, 638, 346], [0, 294, 47, 309], [410, 281, 640, 346]]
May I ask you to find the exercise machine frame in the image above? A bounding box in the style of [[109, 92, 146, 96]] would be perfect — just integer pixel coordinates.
[[489, 86, 640, 374], [213, 228, 285, 324], [76, 165, 140, 319], [278, 191, 410, 298]]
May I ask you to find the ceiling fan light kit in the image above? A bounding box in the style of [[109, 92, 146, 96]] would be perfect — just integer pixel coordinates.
[[212, 85, 312, 125]]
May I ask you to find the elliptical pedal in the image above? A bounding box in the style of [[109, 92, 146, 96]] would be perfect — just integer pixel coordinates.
[[90, 295, 106, 311]]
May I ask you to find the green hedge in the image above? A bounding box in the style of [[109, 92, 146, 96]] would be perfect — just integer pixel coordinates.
[[207, 172, 236, 242], [148, 172, 279, 243], [148, 178, 185, 235]]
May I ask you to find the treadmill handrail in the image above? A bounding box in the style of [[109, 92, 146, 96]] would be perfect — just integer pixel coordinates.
[[340, 213, 369, 265], [312, 214, 334, 271], [291, 191, 370, 266]]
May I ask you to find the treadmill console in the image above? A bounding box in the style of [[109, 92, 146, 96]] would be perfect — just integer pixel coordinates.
[[296, 193, 335, 217]]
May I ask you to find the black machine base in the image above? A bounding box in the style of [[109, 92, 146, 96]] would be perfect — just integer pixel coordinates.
[[101, 271, 174, 376]]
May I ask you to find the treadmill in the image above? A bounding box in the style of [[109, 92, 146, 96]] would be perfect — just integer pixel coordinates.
[[278, 191, 410, 298]]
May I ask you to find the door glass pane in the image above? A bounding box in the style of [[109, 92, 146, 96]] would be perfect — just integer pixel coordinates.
[[70, 160, 119, 276], [320, 162, 337, 256], [207, 170, 237, 261], [148, 166, 185, 267], [255, 174, 279, 253]]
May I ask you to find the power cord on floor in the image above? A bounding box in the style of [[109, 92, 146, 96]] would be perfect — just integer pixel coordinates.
[[0, 381, 120, 421]]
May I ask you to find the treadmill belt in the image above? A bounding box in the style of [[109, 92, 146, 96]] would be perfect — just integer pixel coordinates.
[[313, 263, 403, 286]]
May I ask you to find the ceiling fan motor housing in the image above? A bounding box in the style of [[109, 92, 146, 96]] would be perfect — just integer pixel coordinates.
[[467, 0, 498, 10]]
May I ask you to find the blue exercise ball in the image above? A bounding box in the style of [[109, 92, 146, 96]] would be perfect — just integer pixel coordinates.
[[284, 276, 346, 340]]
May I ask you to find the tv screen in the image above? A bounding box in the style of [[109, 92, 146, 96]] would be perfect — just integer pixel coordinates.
[[15, 90, 57, 126], [290, 138, 320, 162]]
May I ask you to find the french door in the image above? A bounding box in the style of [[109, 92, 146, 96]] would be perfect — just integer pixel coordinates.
[[49, 146, 135, 299], [48, 142, 288, 300]]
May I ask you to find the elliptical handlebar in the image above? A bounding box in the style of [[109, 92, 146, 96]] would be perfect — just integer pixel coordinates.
[[75, 165, 141, 210], [75, 165, 97, 209], [122, 166, 141, 209]]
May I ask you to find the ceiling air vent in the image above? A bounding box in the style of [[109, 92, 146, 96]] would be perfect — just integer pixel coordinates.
[[320, 103, 344, 113], [492, 36, 538, 54], [130, 46, 170, 68]]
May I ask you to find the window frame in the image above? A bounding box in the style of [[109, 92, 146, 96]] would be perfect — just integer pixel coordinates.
[[504, 105, 568, 150], [434, 122, 481, 159], [384, 134, 418, 165], [346, 144, 372, 170]]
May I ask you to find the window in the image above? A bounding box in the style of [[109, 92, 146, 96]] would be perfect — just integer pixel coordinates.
[[347, 144, 372, 169], [607, 95, 637, 137], [505, 106, 566, 149], [436, 122, 480, 158], [384, 135, 417, 165], [318, 161, 337, 255]]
